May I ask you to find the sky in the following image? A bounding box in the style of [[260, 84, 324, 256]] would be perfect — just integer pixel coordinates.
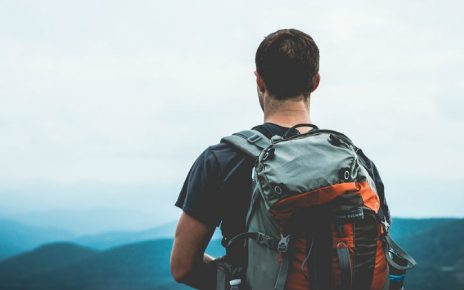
[[1, 0, 463, 232]]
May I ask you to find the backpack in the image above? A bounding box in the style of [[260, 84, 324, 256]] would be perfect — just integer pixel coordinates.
[[213, 125, 416, 290]]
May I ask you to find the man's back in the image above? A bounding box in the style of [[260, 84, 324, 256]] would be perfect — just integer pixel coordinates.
[[170, 29, 405, 290]]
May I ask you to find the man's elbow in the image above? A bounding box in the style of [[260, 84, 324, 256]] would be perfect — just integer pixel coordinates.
[[170, 257, 191, 283]]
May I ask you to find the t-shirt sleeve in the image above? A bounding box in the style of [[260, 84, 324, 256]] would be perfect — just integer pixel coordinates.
[[175, 147, 223, 228]]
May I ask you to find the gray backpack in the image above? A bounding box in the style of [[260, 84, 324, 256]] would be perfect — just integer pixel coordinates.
[[214, 125, 415, 290]]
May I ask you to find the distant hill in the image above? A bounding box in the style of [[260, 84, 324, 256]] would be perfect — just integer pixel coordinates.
[[31, 239, 187, 290], [390, 217, 458, 241], [1, 218, 463, 290], [0, 219, 74, 261], [0, 218, 218, 261], [0, 239, 190, 290], [0, 242, 97, 286], [73, 221, 222, 250], [398, 219, 464, 290], [5, 208, 159, 236], [73, 221, 178, 250]]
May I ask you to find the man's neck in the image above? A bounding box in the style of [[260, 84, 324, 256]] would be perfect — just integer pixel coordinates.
[[263, 95, 312, 130]]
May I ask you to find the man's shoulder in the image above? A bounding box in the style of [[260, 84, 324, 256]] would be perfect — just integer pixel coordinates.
[[209, 124, 273, 154], [208, 123, 295, 162], [203, 125, 277, 171], [206, 139, 249, 166]]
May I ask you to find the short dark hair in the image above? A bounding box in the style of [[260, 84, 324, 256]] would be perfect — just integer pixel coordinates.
[[255, 29, 319, 100]]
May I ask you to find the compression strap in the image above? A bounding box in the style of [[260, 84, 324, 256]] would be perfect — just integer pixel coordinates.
[[226, 232, 279, 251]]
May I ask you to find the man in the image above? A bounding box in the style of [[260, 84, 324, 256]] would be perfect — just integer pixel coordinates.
[[171, 28, 390, 289]]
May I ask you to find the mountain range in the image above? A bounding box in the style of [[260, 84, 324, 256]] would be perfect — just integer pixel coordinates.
[[0, 218, 221, 261], [0, 219, 74, 261], [0, 218, 463, 290], [0, 240, 185, 290]]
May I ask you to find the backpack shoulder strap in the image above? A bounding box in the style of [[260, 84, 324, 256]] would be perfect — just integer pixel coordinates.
[[221, 129, 271, 158]]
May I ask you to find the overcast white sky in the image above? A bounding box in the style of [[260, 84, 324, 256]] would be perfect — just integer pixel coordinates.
[[1, 0, 463, 230]]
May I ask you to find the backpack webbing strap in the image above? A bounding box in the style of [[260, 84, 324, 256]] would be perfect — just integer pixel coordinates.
[[226, 230, 291, 290], [221, 129, 271, 158], [337, 247, 352, 290], [245, 183, 262, 228], [274, 235, 291, 290], [384, 234, 417, 271], [335, 224, 352, 290], [274, 251, 289, 290], [226, 232, 279, 250]]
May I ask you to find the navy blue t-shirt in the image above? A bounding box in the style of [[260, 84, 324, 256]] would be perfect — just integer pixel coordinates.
[[175, 123, 390, 246]]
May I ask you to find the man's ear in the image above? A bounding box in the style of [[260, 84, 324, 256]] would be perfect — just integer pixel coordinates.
[[311, 73, 320, 92], [254, 71, 266, 93]]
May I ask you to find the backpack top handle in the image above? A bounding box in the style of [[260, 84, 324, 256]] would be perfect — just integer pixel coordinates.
[[282, 123, 319, 138]]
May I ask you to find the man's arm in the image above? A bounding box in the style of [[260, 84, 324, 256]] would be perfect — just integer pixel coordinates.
[[170, 212, 216, 289]]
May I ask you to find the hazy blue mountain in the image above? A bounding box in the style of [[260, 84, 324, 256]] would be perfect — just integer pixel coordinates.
[[7, 208, 159, 235], [0, 182, 179, 234], [0, 242, 97, 285], [0, 219, 74, 261], [390, 217, 458, 241], [1, 218, 462, 290], [399, 219, 464, 290], [0, 239, 189, 290], [73, 221, 222, 250], [73, 221, 178, 250], [0, 217, 218, 261]]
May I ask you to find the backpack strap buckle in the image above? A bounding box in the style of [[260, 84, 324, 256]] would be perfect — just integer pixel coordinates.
[[381, 217, 390, 233], [277, 235, 290, 252], [275, 234, 291, 290], [256, 233, 278, 250], [247, 134, 262, 144]]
